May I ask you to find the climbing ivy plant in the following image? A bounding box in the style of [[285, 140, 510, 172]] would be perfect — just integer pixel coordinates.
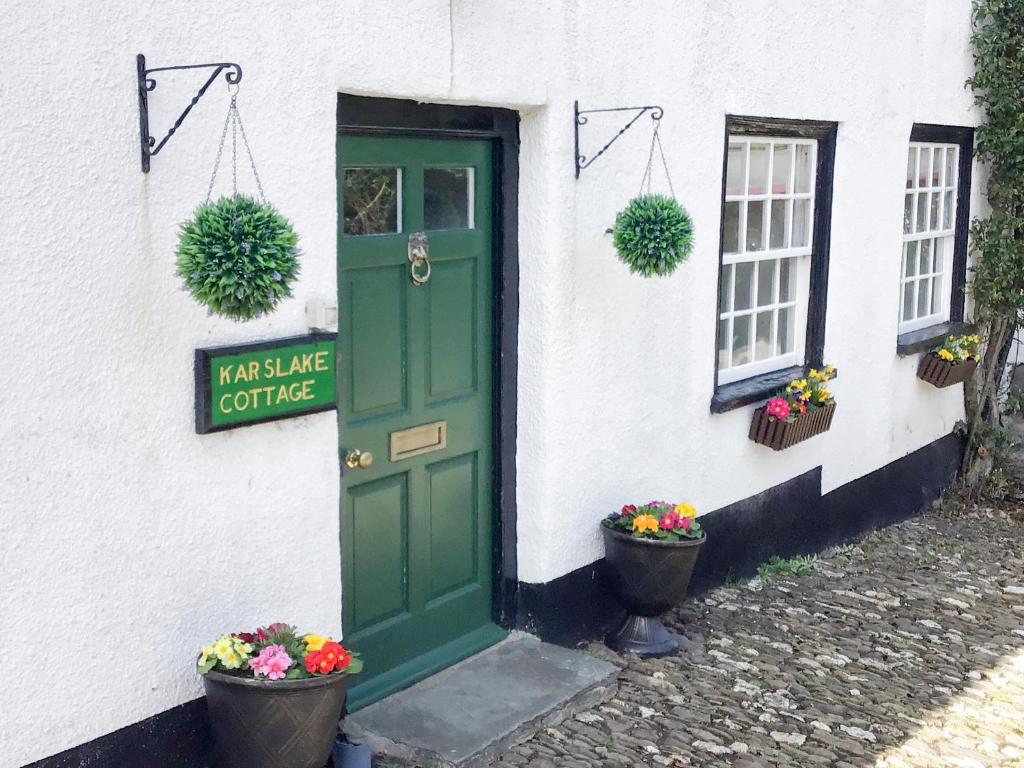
[[962, 0, 1024, 486]]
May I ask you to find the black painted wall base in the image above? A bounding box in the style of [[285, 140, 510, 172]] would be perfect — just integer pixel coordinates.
[[23, 433, 962, 768], [515, 432, 964, 647]]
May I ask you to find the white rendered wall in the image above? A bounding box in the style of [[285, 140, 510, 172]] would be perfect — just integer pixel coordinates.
[[0, 1, 979, 765]]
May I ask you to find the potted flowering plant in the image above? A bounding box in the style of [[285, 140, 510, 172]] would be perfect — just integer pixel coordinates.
[[918, 334, 980, 388], [198, 623, 362, 768], [749, 366, 837, 450], [600, 501, 705, 656]]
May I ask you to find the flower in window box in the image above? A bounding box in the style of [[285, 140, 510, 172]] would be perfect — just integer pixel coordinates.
[[918, 334, 980, 388], [750, 366, 837, 449]]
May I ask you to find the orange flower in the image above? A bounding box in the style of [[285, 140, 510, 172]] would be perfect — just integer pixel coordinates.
[[632, 514, 659, 534], [304, 641, 353, 675]]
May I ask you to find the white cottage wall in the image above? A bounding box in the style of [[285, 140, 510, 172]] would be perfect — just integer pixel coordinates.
[[0, 0, 980, 765]]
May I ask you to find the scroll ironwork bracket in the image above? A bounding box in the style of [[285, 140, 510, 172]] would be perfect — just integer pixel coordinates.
[[136, 53, 243, 173], [574, 100, 664, 179]]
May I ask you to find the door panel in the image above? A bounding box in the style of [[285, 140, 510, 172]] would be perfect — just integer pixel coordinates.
[[338, 134, 503, 707]]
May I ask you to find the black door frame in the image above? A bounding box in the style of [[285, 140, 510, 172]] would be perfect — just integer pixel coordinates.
[[337, 94, 521, 630]]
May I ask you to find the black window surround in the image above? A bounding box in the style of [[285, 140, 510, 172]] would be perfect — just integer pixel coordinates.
[[712, 116, 839, 414], [895, 123, 974, 356]]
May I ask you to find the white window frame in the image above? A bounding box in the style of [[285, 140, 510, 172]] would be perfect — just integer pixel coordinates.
[[898, 142, 959, 334], [717, 137, 818, 385]]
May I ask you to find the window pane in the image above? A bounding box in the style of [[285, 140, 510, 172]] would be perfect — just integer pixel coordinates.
[[755, 311, 774, 360], [748, 143, 769, 195], [902, 282, 914, 321], [424, 167, 473, 229], [732, 315, 752, 366], [906, 148, 916, 189], [723, 202, 741, 254], [343, 167, 400, 235], [919, 147, 933, 188], [917, 277, 931, 316], [919, 239, 932, 275], [718, 318, 730, 369], [772, 144, 792, 194], [726, 144, 746, 196], [747, 200, 765, 251], [904, 194, 914, 234], [757, 259, 776, 307], [779, 257, 795, 301], [734, 262, 754, 311], [792, 198, 811, 247], [931, 279, 942, 315], [945, 148, 957, 188], [934, 148, 946, 186], [943, 190, 954, 229], [778, 306, 795, 354], [905, 241, 918, 277], [932, 238, 943, 273], [916, 192, 928, 232], [794, 144, 813, 193], [719, 264, 733, 313], [770, 200, 787, 249], [929, 191, 940, 230]]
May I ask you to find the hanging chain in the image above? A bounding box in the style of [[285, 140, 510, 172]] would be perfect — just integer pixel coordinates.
[[205, 86, 268, 204], [639, 121, 676, 199]]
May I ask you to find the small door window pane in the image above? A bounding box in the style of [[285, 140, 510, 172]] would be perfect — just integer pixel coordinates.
[[734, 262, 754, 311], [343, 167, 401, 235], [424, 167, 474, 230], [726, 145, 746, 196], [748, 144, 770, 195]]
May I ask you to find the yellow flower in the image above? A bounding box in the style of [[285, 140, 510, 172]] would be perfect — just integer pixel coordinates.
[[674, 503, 697, 519], [632, 514, 660, 534], [816, 388, 830, 402], [213, 637, 234, 658], [198, 645, 213, 669], [938, 349, 954, 362], [304, 634, 330, 652], [220, 651, 243, 670]]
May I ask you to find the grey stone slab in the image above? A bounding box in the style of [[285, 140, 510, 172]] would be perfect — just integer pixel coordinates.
[[349, 631, 619, 766]]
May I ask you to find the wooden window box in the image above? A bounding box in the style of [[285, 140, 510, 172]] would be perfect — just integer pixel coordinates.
[[917, 353, 977, 388], [749, 401, 836, 451]]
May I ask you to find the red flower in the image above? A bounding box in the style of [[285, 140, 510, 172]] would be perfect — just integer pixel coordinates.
[[234, 632, 256, 643], [678, 516, 693, 531], [621, 504, 637, 515], [304, 641, 352, 675], [659, 514, 677, 530]]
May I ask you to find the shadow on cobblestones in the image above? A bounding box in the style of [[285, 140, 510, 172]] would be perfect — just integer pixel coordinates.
[[494, 506, 1024, 768]]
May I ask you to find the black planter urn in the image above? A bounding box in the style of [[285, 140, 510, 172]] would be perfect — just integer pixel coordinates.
[[601, 526, 705, 656], [203, 670, 349, 768]]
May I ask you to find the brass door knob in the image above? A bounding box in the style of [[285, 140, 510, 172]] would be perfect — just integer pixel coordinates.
[[345, 449, 374, 469]]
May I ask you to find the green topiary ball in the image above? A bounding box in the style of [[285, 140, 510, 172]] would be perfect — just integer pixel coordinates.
[[176, 194, 300, 321], [611, 194, 694, 277]]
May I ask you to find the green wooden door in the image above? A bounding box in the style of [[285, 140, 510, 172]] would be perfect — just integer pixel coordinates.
[[338, 135, 505, 709]]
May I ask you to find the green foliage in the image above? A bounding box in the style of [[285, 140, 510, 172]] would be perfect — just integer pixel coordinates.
[[756, 554, 817, 582], [611, 194, 694, 277], [1006, 387, 1024, 415], [177, 195, 300, 321]]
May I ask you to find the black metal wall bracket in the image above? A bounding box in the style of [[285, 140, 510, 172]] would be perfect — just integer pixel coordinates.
[[136, 53, 242, 173], [574, 100, 664, 179]]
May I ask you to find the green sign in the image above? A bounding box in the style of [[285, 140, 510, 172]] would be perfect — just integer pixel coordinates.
[[195, 333, 337, 433]]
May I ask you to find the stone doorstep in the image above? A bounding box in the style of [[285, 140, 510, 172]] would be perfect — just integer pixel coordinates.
[[348, 632, 621, 768]]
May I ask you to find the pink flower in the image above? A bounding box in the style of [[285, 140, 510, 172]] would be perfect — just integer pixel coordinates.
[[765, 397, 791, 421], [249, 644, 293, 680], [677, 516, 693, 531], [659, 513, 678, 530]]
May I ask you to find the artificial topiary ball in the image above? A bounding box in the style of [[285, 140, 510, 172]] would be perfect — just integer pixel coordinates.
[[176, 194, 300, 321], [611, 194, 694, 277]]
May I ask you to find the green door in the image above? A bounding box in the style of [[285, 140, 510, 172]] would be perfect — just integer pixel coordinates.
[[338, 135, 505, 708]]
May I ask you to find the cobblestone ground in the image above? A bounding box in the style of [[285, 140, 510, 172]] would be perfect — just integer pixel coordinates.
[[494, 505, 1024, 768]]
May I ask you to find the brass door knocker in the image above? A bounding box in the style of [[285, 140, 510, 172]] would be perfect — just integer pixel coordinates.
[[408, 232, 431, 286]]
